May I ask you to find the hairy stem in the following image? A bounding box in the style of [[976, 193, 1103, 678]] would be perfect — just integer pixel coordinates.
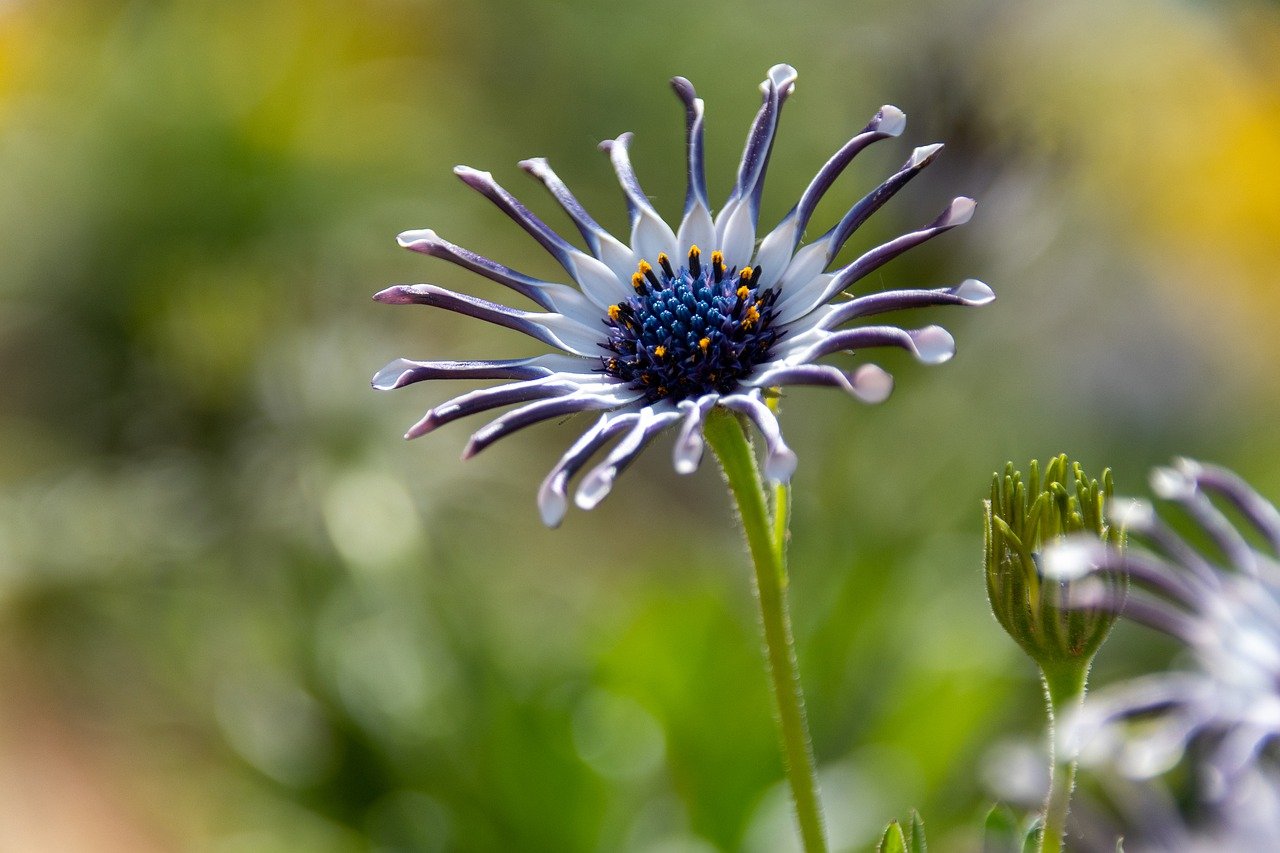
[[1039, 662, 1088, 853], [704, 409, 827, 853]]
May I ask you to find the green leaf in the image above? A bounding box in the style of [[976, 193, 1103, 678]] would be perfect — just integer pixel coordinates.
[[878, 819, 907, 853], [1021, 816, 1044, 853], [908, 809, 927, 853], [983, 804, 1018, 853]]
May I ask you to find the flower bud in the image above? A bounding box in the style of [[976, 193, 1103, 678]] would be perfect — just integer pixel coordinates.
[[983, 455, 1125, 676]]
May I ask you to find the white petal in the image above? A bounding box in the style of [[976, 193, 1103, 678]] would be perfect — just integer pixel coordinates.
[[566, 252, 631, 307], [716, 199, 756, 269], [676, 200, 716, 260], [753, 213, 800, 288]]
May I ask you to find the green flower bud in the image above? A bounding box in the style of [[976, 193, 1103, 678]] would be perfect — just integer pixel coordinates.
[[983, 455, 1124, 677]]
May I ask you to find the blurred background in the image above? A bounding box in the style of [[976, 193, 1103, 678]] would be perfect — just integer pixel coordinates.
[[2, 0, 1280, 849]]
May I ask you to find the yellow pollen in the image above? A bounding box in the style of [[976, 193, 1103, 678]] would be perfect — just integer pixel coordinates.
[[736, 285, 749, 299], [631, 272, 645, 290], [711, 250, 724, 266], [656, 252, 669, 265], [689, 245, 701, 258], [739, 267, 753, 282], [608, 304, 621, 321], [637, 259, 652, 274], [699, 337, 711, 352], [653, 345, 666, 358], [742, 305, 761, 328]]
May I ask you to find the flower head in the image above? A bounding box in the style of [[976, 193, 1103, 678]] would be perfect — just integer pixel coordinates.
[[984, 455, 1124, 679], [373, 65, 992, 526], [1045, 459, 1280, 798]]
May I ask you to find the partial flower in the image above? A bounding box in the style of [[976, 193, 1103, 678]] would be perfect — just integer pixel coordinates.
[[1045, 459, 1280, 800], [373, 65, 991, 526]]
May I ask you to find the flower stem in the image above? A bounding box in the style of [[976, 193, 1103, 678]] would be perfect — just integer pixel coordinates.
[[1039, 663, 1088, 853], [704, 409, 827, 853]]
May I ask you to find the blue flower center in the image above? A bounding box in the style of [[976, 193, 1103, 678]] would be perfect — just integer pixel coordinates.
[[600, 247, 783, 402]]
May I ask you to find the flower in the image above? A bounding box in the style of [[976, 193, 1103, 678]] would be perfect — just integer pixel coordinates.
[[1044, 459, 1280, 800], [984, 455, 1124, 682], [373, 65, 992, 526]]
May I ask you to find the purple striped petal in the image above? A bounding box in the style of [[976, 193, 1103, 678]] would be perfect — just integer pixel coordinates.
[[727, 64, 797, 217], [1183, 460, 1280, 552], [518, 158, 635, 279], [746, 363, 894, 404], [456, 167, 628, 307], [372, 354, 586, 390], [823, 143, 945, 261], [599, 133, 679, 264], [671, 76, 710, 216], [672, 394, 718, 474], [538, 413, 640, 527], [828, 196, 976, 294], [372, 284, 602, 355], [396, 228, 594, 319], [405, 376, 600, 440], [719, 393, 797, 482], [576, 407, 682, 509], [817, 279, 994, 329], [464, 390, 639, 458], [754, 105, 906, 284], [713, 65, 797, 267], [791, 324, 955, 365]]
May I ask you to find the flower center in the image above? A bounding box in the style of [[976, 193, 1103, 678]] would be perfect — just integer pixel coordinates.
[[600, 246, 783, 402]]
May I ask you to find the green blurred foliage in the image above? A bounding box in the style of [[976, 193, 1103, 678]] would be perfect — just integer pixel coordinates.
[[2, 0, 1280, 850]]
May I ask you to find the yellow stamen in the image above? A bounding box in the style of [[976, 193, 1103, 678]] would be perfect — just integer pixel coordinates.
[[739, 267, 753, 282], [711, 250, 724, 267], [688, 245, 701, 258], [736, 285, 749, 299], [699, 337, 711, 352], [637, 259, 652, 275], [607, 304, 621, 321], [653, 345, 666, 358], [656, 252, 669, 266], [742, 305, 761, 328], [631, 272, 645, 290]]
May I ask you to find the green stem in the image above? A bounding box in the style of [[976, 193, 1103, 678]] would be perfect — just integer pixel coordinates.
[[1038, 663, 1088, 853], [704, 410, 827, 853]]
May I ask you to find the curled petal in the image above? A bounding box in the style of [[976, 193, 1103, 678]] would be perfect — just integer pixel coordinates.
[[373, 284, 603, 355], [824, 143, 946, 262], [372, 354, 586, 390], [600, 133, 679, 265], [719, 393, 797, 482], [464, 390, 640, 458], [455, 167, 629, 306], [538, 413, 639, 527], [518, 158, 635, 280], [1152, 464, 1259, 575], [576, 408, 682, 510], [396, 228, 596, 322], [756, 105, 907, 284], [405, 375, 609, 439], [790, 324, 956, 365], [778, 197, 976, 322], [713, 65, 798, 267], [673, 394, 718, 474], [746, 363, 894, 405], [815, 279, 995, 330], [1181, 459, 1280, 553], [670, 76, 710, 217]]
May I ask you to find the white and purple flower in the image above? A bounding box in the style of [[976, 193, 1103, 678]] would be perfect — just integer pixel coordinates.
[[373, 65, 991, 526], [1046, 460, 1280, 800]]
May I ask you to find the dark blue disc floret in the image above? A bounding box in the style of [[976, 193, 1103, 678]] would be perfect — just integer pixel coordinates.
[[600, 246, 784, 402]]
